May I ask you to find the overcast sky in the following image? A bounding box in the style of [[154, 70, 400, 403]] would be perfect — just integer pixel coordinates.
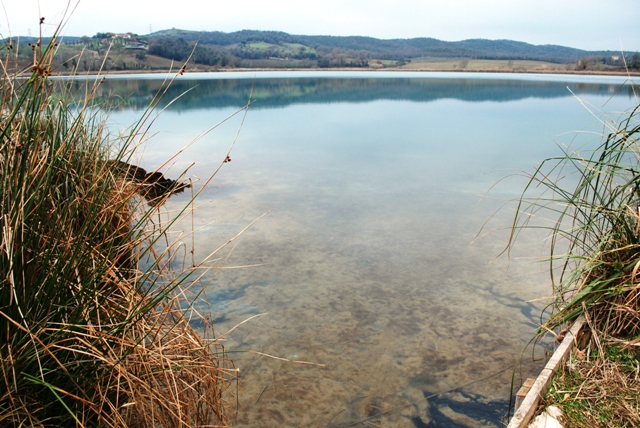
[[3, 0, 640, 52]]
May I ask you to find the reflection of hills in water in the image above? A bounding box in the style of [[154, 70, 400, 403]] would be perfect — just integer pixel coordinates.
[[69, 76, 634, 111]]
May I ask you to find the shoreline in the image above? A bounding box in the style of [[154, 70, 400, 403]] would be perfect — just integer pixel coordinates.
[[48, 66, 640, 78]]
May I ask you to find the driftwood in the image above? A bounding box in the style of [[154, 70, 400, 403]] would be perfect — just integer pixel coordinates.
[[110, 161, 190, 205], [105, 161, 191, 271]]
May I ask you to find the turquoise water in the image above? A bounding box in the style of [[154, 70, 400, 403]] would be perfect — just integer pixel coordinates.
[[100, 72, 636, 427]]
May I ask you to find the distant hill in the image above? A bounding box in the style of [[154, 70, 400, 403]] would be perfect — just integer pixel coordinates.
[[3, 29, 637, 73], [6, 36, 84, 45], [147, 29, 625, 66]]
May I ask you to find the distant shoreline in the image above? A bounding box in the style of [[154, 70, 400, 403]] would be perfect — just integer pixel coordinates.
[[52, 67, 640, 78]]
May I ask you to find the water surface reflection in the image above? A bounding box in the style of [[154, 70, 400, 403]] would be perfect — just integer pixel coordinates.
[[101, 72, 636, 427]]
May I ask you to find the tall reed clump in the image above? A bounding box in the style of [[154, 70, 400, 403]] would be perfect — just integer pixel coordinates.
[[507, 100, 640, 340], [0, 31, 237, 427]]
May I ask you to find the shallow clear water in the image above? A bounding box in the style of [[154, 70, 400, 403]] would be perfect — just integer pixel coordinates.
[[98, 72, 636, 427]]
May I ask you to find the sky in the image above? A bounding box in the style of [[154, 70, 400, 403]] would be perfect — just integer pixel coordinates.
[[2, 0, 640, 52]]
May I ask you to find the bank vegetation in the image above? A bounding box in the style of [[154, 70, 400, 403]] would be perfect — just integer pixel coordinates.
[[507, 84, 640, 426], [0, 27, 238, 427]]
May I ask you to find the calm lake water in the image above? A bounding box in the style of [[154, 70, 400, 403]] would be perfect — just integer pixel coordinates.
[[89, 72, 637, 427]]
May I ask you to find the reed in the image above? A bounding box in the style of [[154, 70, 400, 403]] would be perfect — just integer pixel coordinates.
[[0, 27, 237, 427], [506, 99, 640, 340]]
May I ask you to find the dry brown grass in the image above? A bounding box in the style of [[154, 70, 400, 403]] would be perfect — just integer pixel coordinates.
[[0, 22, 240, 427], [542, 326, 640, 427], [104, 295, 238, 427]]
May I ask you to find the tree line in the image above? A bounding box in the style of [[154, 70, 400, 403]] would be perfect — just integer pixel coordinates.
[[145, 29, 635, 66]]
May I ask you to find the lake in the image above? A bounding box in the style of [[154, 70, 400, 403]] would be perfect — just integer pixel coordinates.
[[89, 71, 637, 427]]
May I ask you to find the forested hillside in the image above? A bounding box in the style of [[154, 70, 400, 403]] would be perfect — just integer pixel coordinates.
[[4, 29, 637, 72], [146, 29, 629, 67]]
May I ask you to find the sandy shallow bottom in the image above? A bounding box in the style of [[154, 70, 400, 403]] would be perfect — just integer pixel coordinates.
[[165, 178, 551, 428]]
